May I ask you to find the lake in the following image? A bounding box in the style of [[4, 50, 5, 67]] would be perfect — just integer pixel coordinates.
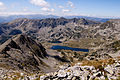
[[48, 41, 62, 43], [51, 45, 89, 52]]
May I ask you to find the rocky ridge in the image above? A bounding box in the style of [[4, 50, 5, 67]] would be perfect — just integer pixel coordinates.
[[0, 34, 49, 73]]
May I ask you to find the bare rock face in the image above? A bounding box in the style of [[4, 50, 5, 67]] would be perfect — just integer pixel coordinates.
[[0, 34, 48, 73]]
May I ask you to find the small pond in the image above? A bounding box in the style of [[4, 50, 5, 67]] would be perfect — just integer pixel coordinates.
[[51, 45, 89, 52]]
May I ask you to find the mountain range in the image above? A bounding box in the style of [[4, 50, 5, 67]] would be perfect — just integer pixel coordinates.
[[0, 14, 110, 23], [0, 17, 100, 44]]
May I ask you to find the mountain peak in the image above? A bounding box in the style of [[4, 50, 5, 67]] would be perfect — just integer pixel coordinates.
[[0, 34, 48, 72]]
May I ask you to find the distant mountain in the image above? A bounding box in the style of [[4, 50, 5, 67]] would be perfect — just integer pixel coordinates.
[[0, 14, 59, 23], [65, 16, 110, 22], [0, 14, 111, 23]]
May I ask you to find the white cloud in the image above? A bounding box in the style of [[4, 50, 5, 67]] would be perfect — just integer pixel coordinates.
[[58, 1, 74, 14], [30, 0, 49, 7], [58, 5, 64, 9], [62, 9, 70, 13], [41, 7, 54, 12], [51, 9, 55, 12], [0, 12, 46, 16], [67, 1, 74, 8], [0, 2, 6, 10], [23, 7, 28, 12], [0, 2, 4, 6]]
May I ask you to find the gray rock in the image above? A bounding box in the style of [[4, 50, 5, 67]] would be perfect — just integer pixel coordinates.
[[57, 70, 67, 78]]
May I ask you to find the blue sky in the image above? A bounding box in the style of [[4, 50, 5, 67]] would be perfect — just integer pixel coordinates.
[[0, 0, 119, 18]]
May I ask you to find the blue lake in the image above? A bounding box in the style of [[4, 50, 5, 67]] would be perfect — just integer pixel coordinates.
[[51, 45, 89, 52], [48, 41, 62, 43]]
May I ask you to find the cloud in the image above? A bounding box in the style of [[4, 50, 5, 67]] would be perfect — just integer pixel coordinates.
[[30, 0, 54, 12], [58, 1, 74, 14], [0, 12, 46, 16], [67, 1, 74, 8], [23, 7, 28, 12], [0, 2, 4, 6], [0, 2, 6, 10], [58, 5, 64, 9], [62, 9, 70, 13], [41, 7, 54, 12], [30, 0, 49, 7]]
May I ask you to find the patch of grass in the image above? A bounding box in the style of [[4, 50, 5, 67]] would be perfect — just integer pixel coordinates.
[[81, 58, 115, 69]]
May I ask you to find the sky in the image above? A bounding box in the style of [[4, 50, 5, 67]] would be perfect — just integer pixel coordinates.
[[0, 0, 119, 18]]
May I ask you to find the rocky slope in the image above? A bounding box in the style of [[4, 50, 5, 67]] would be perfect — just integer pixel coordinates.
[[3, 58, 120, 80], [0, 34, 49, 73], [39, 60, 120, 80], [85, 19, 120, 60]]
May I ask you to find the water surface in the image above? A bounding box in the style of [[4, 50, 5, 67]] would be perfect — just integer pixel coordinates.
[[51, 45, 89, 52], [48, 41, 62, 43]]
